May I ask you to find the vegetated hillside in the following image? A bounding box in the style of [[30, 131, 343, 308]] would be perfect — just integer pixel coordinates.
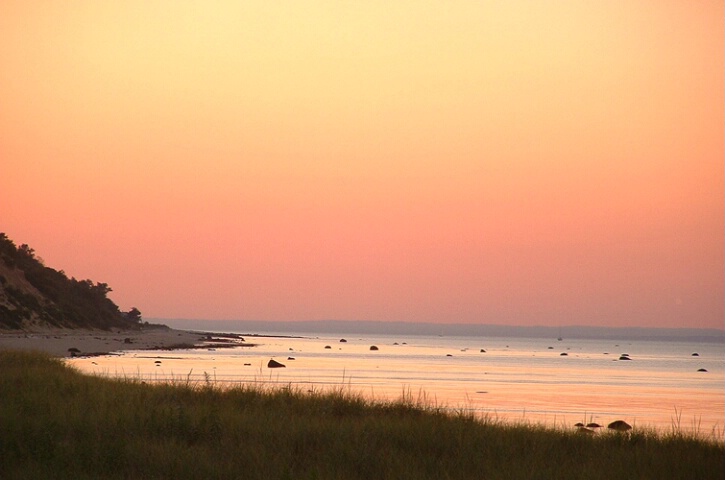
[[0, 233, 140, 331]]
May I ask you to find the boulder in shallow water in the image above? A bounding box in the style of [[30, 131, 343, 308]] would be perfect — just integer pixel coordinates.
[[369, 345, 379, 351], [697, 368, 708, 372], [618, 356, 632, 361], [607, 420, 632, 431], [267, 359, 286, 368]]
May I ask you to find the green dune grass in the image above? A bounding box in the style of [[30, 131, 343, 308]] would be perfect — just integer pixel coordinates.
[[1, 350, 722, 479]]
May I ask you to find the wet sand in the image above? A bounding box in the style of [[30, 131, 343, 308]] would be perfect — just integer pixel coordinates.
[[0, 328, 210, 357]]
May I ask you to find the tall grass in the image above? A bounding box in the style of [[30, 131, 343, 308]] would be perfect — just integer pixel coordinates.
[[1, 350, 723, 479]]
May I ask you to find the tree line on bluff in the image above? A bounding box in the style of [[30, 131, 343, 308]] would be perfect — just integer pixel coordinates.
[[0, 232, 141, 330]]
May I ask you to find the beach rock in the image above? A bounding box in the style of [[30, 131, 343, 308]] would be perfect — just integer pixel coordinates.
[[287, 357, 295, 360], [574, 422, 585, 427], [607, 420, 632, 432], [369, 345, 379, 351], [697, 368, 707, 372], [618, 356, 632, 361], [267, 359, 286, 368], [586, 422, 602, 428], [691, 353, 699, 356], [560, 352, 568, 356], [480, 349, 486, 353], [324, 345, 331, 349], [340, 339, 347, 342]]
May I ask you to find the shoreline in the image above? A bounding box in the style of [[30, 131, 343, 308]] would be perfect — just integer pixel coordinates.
[[0, 327, 252, 358]]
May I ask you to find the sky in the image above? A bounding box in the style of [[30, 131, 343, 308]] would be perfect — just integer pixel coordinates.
[[1, 1, 723, 330]]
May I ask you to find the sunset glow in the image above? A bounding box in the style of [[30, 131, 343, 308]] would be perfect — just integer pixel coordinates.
[[2, 1, 723, 328]]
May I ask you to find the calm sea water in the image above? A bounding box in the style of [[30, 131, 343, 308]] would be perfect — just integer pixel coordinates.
[[67, 332, 724, 440]]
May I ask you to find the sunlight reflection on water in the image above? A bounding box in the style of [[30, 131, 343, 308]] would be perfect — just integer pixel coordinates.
[[67, 333, 724, 440]]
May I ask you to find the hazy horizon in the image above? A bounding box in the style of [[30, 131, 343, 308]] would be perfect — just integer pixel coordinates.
[[158, 318, 725, 342], [2, 2, 723, 330]]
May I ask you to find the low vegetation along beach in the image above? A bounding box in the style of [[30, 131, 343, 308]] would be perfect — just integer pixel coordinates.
[[1, 349, 723, 480], [2, 235, 723, 478]]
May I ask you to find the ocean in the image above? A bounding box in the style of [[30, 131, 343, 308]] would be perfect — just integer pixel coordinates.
[[67, 330, 724, 440]]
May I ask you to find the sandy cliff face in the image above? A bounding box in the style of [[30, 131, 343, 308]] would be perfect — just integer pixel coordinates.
[[0, 261, 51, 329]]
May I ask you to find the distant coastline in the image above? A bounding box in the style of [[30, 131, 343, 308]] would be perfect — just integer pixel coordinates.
[[157, 318, 725, 343]]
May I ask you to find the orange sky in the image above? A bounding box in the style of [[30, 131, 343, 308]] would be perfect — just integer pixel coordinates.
[[2, 1, 723, 329]]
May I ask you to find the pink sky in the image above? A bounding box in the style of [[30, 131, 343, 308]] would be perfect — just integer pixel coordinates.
[[1, 1, 723, 329]]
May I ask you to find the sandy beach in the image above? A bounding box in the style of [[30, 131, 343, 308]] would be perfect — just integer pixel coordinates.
[[0, 328, 210, 357]]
